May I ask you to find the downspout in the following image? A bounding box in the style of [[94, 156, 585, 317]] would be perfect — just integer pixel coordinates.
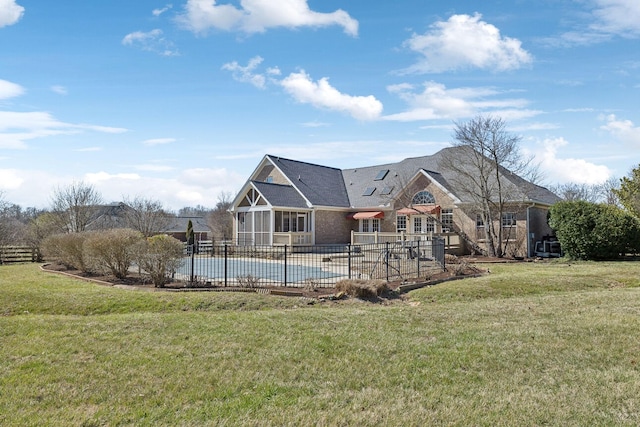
[[526, 202, 535, 258]]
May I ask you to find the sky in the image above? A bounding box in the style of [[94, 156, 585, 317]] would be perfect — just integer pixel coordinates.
[[1, 0, 640, 211]]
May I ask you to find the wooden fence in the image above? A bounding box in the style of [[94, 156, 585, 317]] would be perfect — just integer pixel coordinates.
[[0, 246, 40, 263]]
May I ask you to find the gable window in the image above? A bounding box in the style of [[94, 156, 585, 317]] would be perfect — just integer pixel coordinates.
[[412, 190, 435, 205], [265, 176, 274, 183]]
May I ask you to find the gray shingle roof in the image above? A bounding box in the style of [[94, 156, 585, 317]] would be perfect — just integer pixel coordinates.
[[259, 147, 560, 209], [252, 181, 308, 209], [267, 155, 350, 207]]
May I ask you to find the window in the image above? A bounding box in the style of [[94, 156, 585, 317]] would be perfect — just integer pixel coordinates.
[[413, 217, 422, 233], [275, 211, 309, 232], [476, 214, 484, 228], [380, 186, 394, 195], [502, 212, 516, 227], [363, 187, 376, 196], [374, 169, 389, 181], [265, 176, 273, 183], [396, 215, 407, 232], [361, 218, 380, 232], [412, 190, 435, 205], [441, 208, 453, 232]]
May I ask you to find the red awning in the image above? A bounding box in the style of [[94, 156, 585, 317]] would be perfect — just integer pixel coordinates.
[[346, 211, 385, 220], [396, 205, 441, 215]]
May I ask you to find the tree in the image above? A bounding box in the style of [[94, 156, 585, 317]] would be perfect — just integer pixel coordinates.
[[207, 191, 233, 242], [613, 165, 640, 219], [122, 196, 172, 237], [549, 200, 640, 260], [440, 115, 538, 257], [50, 181, 103, 233], [551, 179, 620, 205]]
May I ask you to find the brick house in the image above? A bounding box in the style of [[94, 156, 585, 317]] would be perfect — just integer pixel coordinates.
[[229, 147, 560, 257]]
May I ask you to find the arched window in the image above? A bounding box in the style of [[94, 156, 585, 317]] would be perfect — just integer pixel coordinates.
[[412, 190, 435, 205]]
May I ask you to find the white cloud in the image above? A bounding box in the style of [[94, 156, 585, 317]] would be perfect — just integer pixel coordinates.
[[51, 85, 68, 95], [222, 56, 268, 89], [152, 4, 173, 17], [0, 169, 23, 190], [142, 137, 177, 146], [177, 0, 358, 36], [280, 70, 383, 121], [384, 81, 539, 122], [0, 0, 24, 28], [529, 137, 610, 184], [591, 0, 640, 36], [600, 114, 640, 146], [403, 13, 532, 73], [0, 111, 127, 149], [122, 29, 179, 56], [0, 79, 24, 99]]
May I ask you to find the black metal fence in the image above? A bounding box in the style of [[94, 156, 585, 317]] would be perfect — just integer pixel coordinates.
[[174, 239, 446, 288]]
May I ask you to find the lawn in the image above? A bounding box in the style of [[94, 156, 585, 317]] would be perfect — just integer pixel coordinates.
[[1, 261, 640, 426]]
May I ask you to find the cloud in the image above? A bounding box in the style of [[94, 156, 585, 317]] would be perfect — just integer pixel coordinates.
[[600, 114, 640, 146], [152, 4, 173, 17], [403, 13, 532, 73], [0, 79, 24, 99], [384, 81, 540, 122], [0, 169, 23, 190], [177, 0, 358, 36], [222, 56, 268, 89], [529, 137, 611, 184], [0, 0, 24, 28], [0, 111, 128, 149], [51, 85, 68, 95], [142, 137, 177, 146], [122, 29, 179, 56], [591, 0, 640, 36], [280, 70, 383, 121]]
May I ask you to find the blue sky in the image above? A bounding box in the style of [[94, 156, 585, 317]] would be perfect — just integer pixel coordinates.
[[1, 0, 639, 210]]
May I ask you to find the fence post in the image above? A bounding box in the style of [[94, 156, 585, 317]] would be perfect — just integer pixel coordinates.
[[385, 241, 390, 281], [284, 245, 288, 286], [417, 240, 420, 278], [190, 244, 195, 285], [224, 244, 228, 287], [347, 245, 352, 279]]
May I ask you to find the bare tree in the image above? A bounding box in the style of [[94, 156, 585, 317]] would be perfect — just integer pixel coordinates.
[[0, 191, 11, 247], [207, 191, 233, 242], [440, 116, 537, 257], [122, 196, 173, 237], [50, 181, 103, 233]]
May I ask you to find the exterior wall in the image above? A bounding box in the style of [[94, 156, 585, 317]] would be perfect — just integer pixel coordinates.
[[314, 210, 354, 244], [254, 164, 289, 185], [527, 206, 554, 256]]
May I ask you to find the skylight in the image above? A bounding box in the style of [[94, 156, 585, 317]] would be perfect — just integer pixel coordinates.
[[374, 169, 389, 181], [362, 187, 376, 196], [380, 186, 394, 195]]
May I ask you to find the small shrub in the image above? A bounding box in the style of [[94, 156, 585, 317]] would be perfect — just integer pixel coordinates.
[[450, 259, 470, 276], [85, 228, 143, 279], [136, 235, 184, 288], [237, 274, 260, 288], [304, 278, 319, 292], [335, 279, 389, 298], [41, 232, 93, 273]]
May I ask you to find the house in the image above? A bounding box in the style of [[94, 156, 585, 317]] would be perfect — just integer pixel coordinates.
[[164, 216, 210, 243], [229, 147, 561, 257]]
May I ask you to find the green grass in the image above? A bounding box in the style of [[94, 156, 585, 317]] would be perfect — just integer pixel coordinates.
[[1, 261, 640, 425]]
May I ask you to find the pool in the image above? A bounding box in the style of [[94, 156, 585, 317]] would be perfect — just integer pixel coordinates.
[[179, 256, 342, 284]]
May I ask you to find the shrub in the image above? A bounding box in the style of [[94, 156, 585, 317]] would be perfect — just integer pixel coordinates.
[[335, 279, 389, 298], [84, 228, 143, 279], [41, 232, 93, 272], [135, 235, 184, 287], [549, 200, 640, 260]]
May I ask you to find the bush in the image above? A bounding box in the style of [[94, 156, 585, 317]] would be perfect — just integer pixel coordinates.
[[84, 228, 143, 279], [136, 235, 184, 287], [41, 232, 93, 272], [335, 279, 389, 298], [549, 201, 640, 260]]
